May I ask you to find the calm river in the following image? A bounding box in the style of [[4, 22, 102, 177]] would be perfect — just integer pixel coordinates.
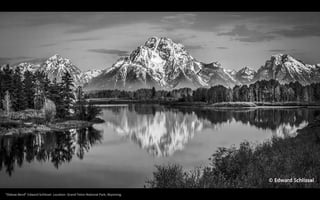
[[0, 104, 319, 187]]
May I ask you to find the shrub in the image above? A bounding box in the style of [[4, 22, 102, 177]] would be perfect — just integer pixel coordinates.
[[146, 121, 320, 188], [145, 164, 185, 188], [2, 90, 12, 116], [42, 98, 56, 123], [85, 102, 102, 121]]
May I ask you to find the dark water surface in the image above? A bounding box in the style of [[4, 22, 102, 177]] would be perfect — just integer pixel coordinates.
[[1, 104, 319, 188]]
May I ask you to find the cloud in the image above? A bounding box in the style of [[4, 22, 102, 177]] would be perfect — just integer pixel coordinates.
[[266, 49, 319, 64], [23, 57, 48, 64], [160, 13, 197, 31], [161, 13, 196, 25], [218, 24, 276, 42], [237, 35, 276, 42], [269, 49, 286, 53], [216, 46, 229, 49], [39, 37, 102, 48], [40, 43, 58, 47], [270, 24, 320, 38], [169, 34, 197, 44], [184, 44, 203, 50], [7, 57, 49, 66], [67, 37, 102, 42], [268, 49, 298, 54], [0, 56, 33, 65], [88, 49, 129, 56]]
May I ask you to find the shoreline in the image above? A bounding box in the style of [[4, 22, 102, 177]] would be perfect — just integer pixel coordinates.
[[87, 98, 320, 109], [0, 119, 104, 136]]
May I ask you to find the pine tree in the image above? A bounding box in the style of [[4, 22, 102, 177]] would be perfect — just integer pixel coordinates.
[[2, 64, 13, 94], [48, 78, 64, 119], [23, 70, 35, 109], [34, 71, 51, 97], [34, 79, 45, 110], [74, 86, 86, 120], [60, 71, 75, 118], [151, 87, 156, 98], [0, 69, 4, 110], [12, 67, 26, 111]]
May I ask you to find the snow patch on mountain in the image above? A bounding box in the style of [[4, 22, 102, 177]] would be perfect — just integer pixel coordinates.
[[254, 54, 320, 85], [37, 54, 84, 86], [81, 69, 102, 84], [86, 37, 239, 90], [235, 66, 257, 84]]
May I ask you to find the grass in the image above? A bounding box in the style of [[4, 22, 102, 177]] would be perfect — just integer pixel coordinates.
[[47, 120, 94, 131], [211, 102, 257, 108], [254, 101, 320, 106], [0, 109, 99, 135], [145, 116, 320, 188]]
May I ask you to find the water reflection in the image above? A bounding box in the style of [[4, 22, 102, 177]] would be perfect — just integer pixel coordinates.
[[105, 105, 320, 157], [0, 127, 103, 176], [105, 105, 212, 157]]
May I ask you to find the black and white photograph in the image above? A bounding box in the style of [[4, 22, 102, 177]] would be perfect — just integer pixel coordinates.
[[1, 9, 320, 197]]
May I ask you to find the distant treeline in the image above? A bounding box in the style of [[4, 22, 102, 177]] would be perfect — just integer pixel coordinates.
[[86, 79, 320, 103]]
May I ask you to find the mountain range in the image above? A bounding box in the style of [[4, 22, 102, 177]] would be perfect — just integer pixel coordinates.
[[1, 54, 102, 86], [85, 37, 320, 90], [3, 36, 320, 90]]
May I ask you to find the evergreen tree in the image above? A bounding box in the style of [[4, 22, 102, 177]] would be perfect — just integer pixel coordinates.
[[232, 85, 240, 102], [23, 70, 35, 109], [2, 64, 13, 94], [48, 78, 64, 119], [74, 86, 86, 120], [34, 79, 45, 110], [151, 87, 156, 98], [0, 69, 4, 110], [34, 71, 51, 97], [60, 71, 75, 118], [12, 67, 26, 111]]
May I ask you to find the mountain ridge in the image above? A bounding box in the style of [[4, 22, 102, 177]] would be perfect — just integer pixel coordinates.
[[3, 37, 320, 90], [85, 37, 320, 91]]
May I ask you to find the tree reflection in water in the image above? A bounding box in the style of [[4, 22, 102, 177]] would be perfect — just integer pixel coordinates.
[[0, 127, 103, 176], [105, 104, 320, 157]]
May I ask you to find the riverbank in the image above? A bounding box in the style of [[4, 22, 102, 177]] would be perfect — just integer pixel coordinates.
[[0, 109, 104, 136], [87, 98, 320, 108], [145, 114, 320, 188], [0, 120, 94, 135]]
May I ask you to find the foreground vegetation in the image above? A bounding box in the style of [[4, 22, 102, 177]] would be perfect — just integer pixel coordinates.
[[0, 106, 102, 136], [145, 115, 320, 188], [0, 65, 102, 135]]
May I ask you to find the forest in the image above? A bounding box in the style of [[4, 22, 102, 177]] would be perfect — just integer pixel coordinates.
[[86, 79, 320, 103], [0, 64, 100, 122]]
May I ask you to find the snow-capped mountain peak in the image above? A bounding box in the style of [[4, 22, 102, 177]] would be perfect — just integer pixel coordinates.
[[15, 62, 40, 74], [9, 55, 102, 87], [238, 66, 256, 75], [234, 66, 257, 85], [81, 69, 102, 84], [37, 54, 84, 86], [225, 69, 237, 76], [254, 54, 319, 85], [85, 36, 239, 91]]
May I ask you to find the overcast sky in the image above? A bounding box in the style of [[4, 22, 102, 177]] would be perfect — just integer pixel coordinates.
[[1, 12, 320, 71]]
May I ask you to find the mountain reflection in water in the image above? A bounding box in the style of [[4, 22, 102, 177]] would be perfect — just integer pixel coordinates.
[[104, 105, 320, 157], [0, 127, 103, 176]]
